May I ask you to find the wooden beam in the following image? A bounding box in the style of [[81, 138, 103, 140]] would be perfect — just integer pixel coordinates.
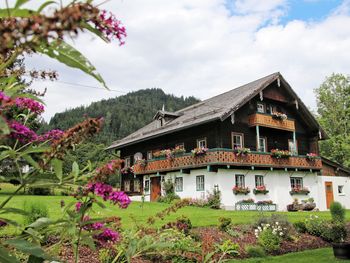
[[207, 165, 218, 173], [180, 169, 190, 174]]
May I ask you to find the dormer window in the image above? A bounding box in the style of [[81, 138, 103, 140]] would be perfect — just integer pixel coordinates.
[[257, 103, 265, 113]]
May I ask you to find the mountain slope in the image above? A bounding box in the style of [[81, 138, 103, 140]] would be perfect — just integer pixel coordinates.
[[44, 88, 200, 145]]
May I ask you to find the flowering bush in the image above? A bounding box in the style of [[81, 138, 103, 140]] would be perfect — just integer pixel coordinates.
[[136, 159, 147, 167], [173, 145, 186, 155], [271, 112, 287, 121], [306, 153, 318, 161], [15, 97, 44, 114], [256, 200, 274, 205], [191, 147, 208, 157], [234, 147, 251, 156], [153, 149, 174, 159], [253, 185, 269, 194], [290, 187, 310, 195], [271, 149, 291, 158], [121, 166, 134, 176], [232, 186, 250, 195], [237, 198, 255, 203], [255, 226, 282, 253]]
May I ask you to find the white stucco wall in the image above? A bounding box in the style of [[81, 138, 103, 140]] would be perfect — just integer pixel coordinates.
[[140, 169, 350, 211]]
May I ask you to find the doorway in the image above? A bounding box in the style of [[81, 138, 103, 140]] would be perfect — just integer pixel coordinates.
[[150, 177, 161, 201], [325, 181, 334, 209]]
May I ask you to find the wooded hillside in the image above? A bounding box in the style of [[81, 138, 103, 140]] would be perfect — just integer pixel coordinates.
[[42, 88, 200, 145]]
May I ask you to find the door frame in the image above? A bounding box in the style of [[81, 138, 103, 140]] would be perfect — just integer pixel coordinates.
[[150, 176, 161, 202]]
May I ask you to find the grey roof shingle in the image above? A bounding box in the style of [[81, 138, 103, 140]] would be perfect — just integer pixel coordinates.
[[108, 72, 280, 149]]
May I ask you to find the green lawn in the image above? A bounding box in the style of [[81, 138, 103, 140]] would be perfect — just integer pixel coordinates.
[[229, 248, 350, 263]]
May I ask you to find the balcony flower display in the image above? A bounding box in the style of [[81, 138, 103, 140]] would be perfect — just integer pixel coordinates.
[[271, 112, 287, 121], [191, 147, 208, 157], [289, 187, 310, 195], [237, 198, 254, 203], [271, 149, 291, 159], [234, 147, 251, 156], [306, 153, 318, 161], [253, 185, 269, 194], [232, 186, 250, 195], [120, 166, 134, 176], [153, 149, 174, 160], [136, 159, 147, 167], [173, 146, 186, 155]]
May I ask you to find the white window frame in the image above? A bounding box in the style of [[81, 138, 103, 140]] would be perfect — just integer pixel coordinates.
[[288, 139, 298, 155], [258, 137, 267, 152], [257, 102, 265, 113], [124, 180, 130, 192], [255, 175, 264, 188], [338, 185, 345, 195], [235, 174, 245, 188], [196, 175, 205, 191], [232, 132, 244, 149], [197, 138, 207, 148], [175, 177, 183, 192], [147, 151, 153, 160], [290, 177, 303, 189], [134, 179, 141, 192], [144, 179, 150, 194], [124, 156, 131, 167]]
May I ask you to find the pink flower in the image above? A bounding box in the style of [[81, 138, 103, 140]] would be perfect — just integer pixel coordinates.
[[8, 121, 37, 143], [109, 191, 131, 208], [94, 228, 120, 244], [15, 98, 44, 114], [95, 10, 127, 45], [0, 92, 10, 103], [37, 129, 64, 142], [75, 202, 82, 212]]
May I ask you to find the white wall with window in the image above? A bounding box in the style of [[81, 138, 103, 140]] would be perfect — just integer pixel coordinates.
[[255, 175, 264, 187]]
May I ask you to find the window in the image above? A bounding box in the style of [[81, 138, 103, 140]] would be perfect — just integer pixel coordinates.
[[232, 133, 244, 149], [235, 174, 245, 188], [255, 175, 264, 187], [258, 137, 267, 152], [288, 140, 298, 155], [124, 180, 130, 192], [257, 103, 265, 113], [266, 104, 273, 114], [338, 185, 344, 195], [147, 151, 153, 160], [144, 179, 150, 193], [290, 177, 303, 189], [124, 157, 131, 167], [196, 175, 205, 191], [134, 179, 141, 192], [175, 177, 183, 192], [197, 138, 207, 148], [175, 143, 185, 149]]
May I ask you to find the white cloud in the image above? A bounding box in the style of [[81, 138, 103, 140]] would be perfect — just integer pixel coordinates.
[[17, 0, 350, 120]]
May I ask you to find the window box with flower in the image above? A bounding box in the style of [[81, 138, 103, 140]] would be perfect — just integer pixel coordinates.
[[172, 146, 186, 156], [256, 200, 276, 211], [289, 187, 310, 195], [120, 166, 134, 176], [306, 153, 318, 161], [271, 149, 291, 159], [191, 147, 208, 157], [232, 186, 250, 195], [253, 185, 269, 195], [271, 112, 287, 121], [153, 149, 174, 160], [135, 159, 147, 168], [234, 147, 251, 157]]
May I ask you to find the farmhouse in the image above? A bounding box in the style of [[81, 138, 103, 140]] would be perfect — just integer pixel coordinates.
[[108, 72, 350, 211]]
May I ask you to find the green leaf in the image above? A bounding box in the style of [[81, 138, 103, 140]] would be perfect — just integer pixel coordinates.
[[37, 1, 57, 13], [81, 22, 109, 42], [28, 255, 44, 263], [4, 239, 53, 260], [36, 41, 108, 89], [95, 200, 106, 209], [22, 154, 40, 170], [15, 0, 30, 8], [26, 217, 52, 229], [0, 207, 28, 216], [51, 158, 63, 182], [0, 116, 10, 135], [0, 245, 20, 263], [0, 8, 34, 18], [71, 161, 79, 182]]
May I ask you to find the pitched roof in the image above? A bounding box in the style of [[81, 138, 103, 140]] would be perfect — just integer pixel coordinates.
[[108, 72, 325, 150]]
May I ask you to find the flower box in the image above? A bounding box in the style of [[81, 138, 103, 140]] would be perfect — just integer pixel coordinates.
[[232, 186, 250, 195], [256, 203, 276, 211], [289, 187, 310, 195], [234, 147, 251, 156], [191, 147, 208, 157], [235, 201, 276, 211], [271, 149, 291, 159], [271, 112, 287, 121], [235, 203, 257, 211], [306, 153, 318, 161], [253, 185, 269, 195], [136, 159, 147, 167]]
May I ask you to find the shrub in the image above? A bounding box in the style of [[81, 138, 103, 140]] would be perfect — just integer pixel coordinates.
[[99, 248, 113, 263], [216, 240, 240, 257], [27, 187, 52, 196], [245, 245, 266, 258], [226, 228, 240, 238], [162, 216, 192, 235], [218, 217, 232, 231], [321, 222, 347, 243], [158, 179, 180, 203], [257, 228, 281, 253], [330, 201, 345, 223], [293, 221, 307, 233], [23, 201, 49, 225], [304, 215, 324, 237], [206, 188, 221, 209], [158, 193, 180, 203], [255, 214, 292, 238]]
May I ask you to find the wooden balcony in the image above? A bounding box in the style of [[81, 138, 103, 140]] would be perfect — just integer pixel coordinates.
[[133, 149, 322, 175], [248, 113, 295, 132]]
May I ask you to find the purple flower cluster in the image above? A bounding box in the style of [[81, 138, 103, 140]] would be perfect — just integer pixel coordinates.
[[86, 182, 131, 208], [9, 121, 37, 143], [0, 91, 10, 103], [96, 10, 126, 45], [15, 97, 44, 114], [37, 129, 64, 142], [94, 228, 120, 244], [0, 219, 8, 228], [75, 201, 83, 212]]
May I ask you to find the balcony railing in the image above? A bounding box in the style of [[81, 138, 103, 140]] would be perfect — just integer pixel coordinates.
[[248, 113, 295, 131], [133, 149, 322, 175]]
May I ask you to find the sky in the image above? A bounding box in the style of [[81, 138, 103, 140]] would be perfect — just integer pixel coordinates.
[[8, 0, 350, 121]]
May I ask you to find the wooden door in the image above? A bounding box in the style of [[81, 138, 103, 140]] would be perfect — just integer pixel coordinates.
[[325, 181, 334, 209], [150, 177, 161, 202]]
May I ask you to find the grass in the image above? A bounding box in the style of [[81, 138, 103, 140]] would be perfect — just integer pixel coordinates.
[[229, 248, 350, 263]]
